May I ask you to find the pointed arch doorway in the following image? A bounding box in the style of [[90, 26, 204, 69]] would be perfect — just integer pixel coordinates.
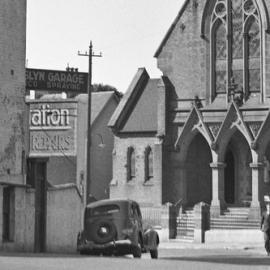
[[224, 149, 235, 204], [222, 131, 252, 206], [186, 133, 212, 206]]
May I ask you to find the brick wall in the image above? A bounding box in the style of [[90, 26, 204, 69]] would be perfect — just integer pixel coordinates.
[[90, 97, 118, 200], [0, 0, 27, 183], [47, 156, 77, 186], [157, 0, 208, 100], [46, 185, 83, 253], [110, 136, 162, 206]]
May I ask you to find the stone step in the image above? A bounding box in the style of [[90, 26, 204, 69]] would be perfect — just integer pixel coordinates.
[[177, 230, 194, 236], [177, 229, 194, 235], [177, 217, 195, 222], [177, 227, 195, 233], [226, 207, 250, 211], [179, 213, 194, 218], [211, 217, 260, 223], [210, 223, 260, 229], [219, 211, 249, 216], [210, 225, 260, 230], [210, 222, 260, 229], [224, 208, 250, 215], [175, 235, 194, 241], [177, 221, 195, 227], [221, 214, 250, 219]]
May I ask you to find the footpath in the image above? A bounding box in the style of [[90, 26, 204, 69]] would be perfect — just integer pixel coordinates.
[[159, 239, 266, 255]]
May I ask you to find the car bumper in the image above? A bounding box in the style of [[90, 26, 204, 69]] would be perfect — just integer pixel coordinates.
[[77, 239, 133, 252]]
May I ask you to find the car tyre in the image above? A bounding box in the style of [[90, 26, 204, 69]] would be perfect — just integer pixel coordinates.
[[132, 241, 142, 258], [79, 250, 88, 255], [150, 249, 158, 259]]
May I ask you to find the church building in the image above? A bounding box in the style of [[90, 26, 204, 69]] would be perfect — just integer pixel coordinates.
[[108, 0, 270, 242]]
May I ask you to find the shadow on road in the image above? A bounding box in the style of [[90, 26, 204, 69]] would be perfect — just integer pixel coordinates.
[[0, 252, 133, 259], [160, 255, 270, 266], [0, 252, 81, 258]]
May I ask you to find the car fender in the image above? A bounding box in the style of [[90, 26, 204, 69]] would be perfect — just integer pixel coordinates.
[[143, 228, 159, 250]]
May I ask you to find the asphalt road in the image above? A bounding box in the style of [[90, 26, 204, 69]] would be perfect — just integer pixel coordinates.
[[0, 248, 270, 270]]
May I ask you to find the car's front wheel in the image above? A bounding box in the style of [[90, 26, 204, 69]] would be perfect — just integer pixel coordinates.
[[132, 240, 142, 258], [150, 249, 158, 259]]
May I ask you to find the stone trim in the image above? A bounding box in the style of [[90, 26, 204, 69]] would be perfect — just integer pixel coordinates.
[[210, 162, 226, 169]]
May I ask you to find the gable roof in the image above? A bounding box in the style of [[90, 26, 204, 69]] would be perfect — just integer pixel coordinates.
[[76, 91, 118, 125], [108, 68, 159, 133], [121, 78, 159, 133], [154, 0, 189, 58]]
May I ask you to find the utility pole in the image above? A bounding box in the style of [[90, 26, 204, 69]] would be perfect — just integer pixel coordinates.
[[78, 41, 102, 204]]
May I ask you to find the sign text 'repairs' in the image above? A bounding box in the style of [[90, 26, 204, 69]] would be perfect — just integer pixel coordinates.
[[29, 102, 76, 157]]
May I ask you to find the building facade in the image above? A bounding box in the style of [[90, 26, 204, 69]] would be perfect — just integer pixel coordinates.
[[0, 0, 29, 251], [109, 0, 270, 242], [23, 91, 119, 252]]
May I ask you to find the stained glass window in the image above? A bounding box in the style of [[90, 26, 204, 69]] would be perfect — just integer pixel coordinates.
[[247, 18, 261, 92], [211, 0, 261, 98], [215, 22, 227, 93], [232, 0, 244, 89]]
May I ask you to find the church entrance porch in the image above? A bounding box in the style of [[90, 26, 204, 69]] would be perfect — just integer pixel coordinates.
[[211, 130, 253, 214], [186, 133, 212, 207], [223, 131, 252, 207]]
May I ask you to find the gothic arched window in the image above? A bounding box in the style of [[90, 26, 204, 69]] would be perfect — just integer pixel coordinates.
[[210, 0, 262, 101], [127, 147, 135, 181], [212, 19, 227, 94], [244, 3, 261, 93], [144, 147, 153, 182]]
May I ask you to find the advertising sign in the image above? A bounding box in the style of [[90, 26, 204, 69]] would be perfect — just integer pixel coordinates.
[[26, 68, 88, 93], [29, 101, 77, 156]]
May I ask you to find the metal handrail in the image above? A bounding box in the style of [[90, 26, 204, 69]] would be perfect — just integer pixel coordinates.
[[174, 198, 183, 208]]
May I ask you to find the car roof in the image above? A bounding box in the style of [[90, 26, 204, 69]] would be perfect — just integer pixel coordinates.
[[85, 199, 138, 209]]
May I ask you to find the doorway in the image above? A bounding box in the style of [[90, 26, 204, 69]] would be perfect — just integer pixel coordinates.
[[225, 150, 235, 204], [28, 158, 48, 253], [186, 133, 212, 206]]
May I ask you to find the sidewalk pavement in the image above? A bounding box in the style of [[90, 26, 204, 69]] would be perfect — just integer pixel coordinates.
[[159, 239, 265, 254]]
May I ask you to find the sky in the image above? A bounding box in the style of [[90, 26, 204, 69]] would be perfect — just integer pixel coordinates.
[[26, 0, 185, 93]]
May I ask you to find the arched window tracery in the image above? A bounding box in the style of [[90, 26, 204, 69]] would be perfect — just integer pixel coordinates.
[[210, 0, 262, 101]]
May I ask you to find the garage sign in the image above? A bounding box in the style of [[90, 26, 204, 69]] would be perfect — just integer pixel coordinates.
[[26, 68, 88, 93]]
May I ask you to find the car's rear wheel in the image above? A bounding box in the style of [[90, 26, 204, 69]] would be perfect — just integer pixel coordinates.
[[79, 250, 88, 255], [150, 249, 158, 259]]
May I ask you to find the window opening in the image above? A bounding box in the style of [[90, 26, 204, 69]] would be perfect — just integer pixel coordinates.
[[145, 147, 153, 182], [127, 147, 135, 181], [2, 187, 15, 242]]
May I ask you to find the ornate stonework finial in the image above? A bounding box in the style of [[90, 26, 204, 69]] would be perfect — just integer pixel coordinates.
[[194, 95, 203, 108], [228, 76, 237, 102], [211, 142, 218, 151], [228, 75, 244, 106]]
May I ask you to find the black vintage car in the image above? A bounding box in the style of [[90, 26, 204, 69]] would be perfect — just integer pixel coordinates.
[[77, 199, 159, 258]]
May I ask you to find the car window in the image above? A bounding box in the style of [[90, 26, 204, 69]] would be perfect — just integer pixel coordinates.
[[91, 204, 120, 216], [136, 205, 142, 219], [129, 204, 135, 217], [130, 203, 141, 219]]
